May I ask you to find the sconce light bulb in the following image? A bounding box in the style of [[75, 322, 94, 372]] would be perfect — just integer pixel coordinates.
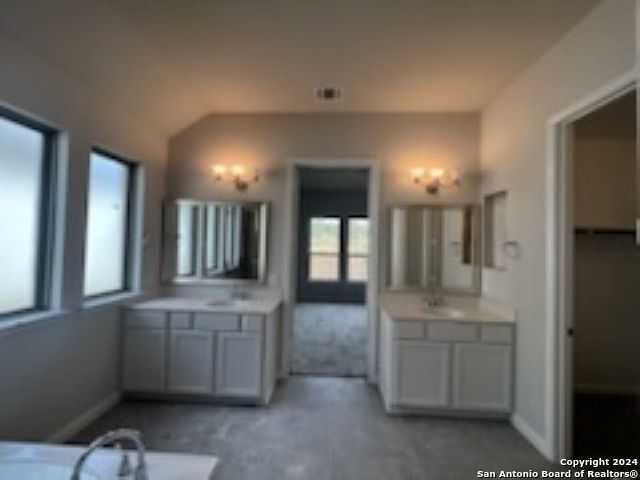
[[231, 165, 246, 176], [410, 168, 425, 180], [212, 165, 226, 176], [430, 168, 445, 179]]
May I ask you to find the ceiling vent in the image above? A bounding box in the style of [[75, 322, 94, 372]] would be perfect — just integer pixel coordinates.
[[315, 86, 343, 102]]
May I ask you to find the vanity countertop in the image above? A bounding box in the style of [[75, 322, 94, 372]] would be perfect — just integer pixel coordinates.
[[127, 296, 282, 315], [0, 441, 217, 480], [380, 295, 514, 324]]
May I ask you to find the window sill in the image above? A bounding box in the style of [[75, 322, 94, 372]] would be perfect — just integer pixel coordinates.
[[82, 291, 143, 312], [0, 308, 71, 339]]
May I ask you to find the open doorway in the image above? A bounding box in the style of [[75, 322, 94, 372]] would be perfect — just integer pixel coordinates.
[[551, 79, 639, 460], [569, 90, 639, 457], [291, 168, 370, 376]]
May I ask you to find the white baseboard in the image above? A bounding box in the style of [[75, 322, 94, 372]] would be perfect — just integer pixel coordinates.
[[47, 391, 121, 443], [511, 413, 552, 460]]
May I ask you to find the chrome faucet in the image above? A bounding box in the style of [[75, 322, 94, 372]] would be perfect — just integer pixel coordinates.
[[71, 429, 148, 480], [231, 285, 249, 301], [424, 287, 443, 309]]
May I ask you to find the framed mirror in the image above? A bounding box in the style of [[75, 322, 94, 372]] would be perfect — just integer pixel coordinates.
[[163, 200, 268, 284], [388, 205, 480, 294]]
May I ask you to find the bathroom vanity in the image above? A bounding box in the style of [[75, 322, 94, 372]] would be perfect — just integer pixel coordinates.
[[379, 295, 515, 417], [121, 297, 281, 405]]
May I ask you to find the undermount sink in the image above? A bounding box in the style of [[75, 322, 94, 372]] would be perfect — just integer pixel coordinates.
[[422, 306, 466, 319], [0, 462, 100, 480], [208, 299, 234, 306], [207, 298, 249, 307]]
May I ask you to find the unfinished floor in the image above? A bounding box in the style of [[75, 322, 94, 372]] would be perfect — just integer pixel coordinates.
[[292, 304, 367, 376], [71, 377, 558, 480]]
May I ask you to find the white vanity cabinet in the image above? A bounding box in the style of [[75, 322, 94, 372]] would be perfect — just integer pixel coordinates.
[[121, 299, 281, 405], [168, 328, 215, 394], [215, 332, 262, 397], [122, 311, 167, 392], [452, 343, 512, 411], [380, 308, 514, 417], [394, 341, 450, 408]]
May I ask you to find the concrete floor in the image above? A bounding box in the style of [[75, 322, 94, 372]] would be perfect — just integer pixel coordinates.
[[71, 377, 557, 480], [292, 304, 367, 376]]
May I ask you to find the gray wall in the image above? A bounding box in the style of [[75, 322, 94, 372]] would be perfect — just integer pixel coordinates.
[[168, 113, 480, 291], [480, 0, 636, 453], [0, 36, 167, 440]]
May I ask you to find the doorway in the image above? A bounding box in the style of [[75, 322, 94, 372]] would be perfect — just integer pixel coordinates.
[[550, 75, 639, 460], [570, 90, 639, 458], [292, 168, 370, 376]]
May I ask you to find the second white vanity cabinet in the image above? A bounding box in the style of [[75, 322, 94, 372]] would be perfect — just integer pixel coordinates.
[[168, 328, 215, 394], [121, 298, 281, 405], [380, 303, 514, 417], [394, 340, 450, 408], [216, 332, 262, 397]]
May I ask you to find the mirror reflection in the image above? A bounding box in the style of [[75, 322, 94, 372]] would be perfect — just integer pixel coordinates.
[[168, 200, 268, 283], [389, 205, 480, 293]]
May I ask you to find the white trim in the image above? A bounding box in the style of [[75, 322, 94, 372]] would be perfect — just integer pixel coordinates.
[[46, 391, 121, 443], [511, 414, 551, 460], [282, 158, 381, 383], [546, 68, 637, 461]]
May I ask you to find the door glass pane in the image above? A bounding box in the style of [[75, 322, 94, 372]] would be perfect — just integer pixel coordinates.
[[348, 218, 369, 282], [83, 152, 130, 296], [0, 117, 45, 314], [309, 217, 340, 281], [309, 255, 340, 281]]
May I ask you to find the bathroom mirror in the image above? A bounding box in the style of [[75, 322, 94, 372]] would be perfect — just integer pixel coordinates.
[[388, 205, 481, 293], [163, 200, 268, 284]]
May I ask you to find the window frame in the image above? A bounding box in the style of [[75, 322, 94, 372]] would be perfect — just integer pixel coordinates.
[[0, 106, 57, 319], [83, 147, 136, 300]]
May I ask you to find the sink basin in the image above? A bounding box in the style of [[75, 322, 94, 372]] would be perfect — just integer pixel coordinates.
[[0, 462, 100, 480], [208, 299, 234, 307], [422, 306, 466, 319]]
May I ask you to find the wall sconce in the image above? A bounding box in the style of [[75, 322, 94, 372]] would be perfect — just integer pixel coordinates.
[[212, 164, 259, 191], [410, 167, 460, 194]]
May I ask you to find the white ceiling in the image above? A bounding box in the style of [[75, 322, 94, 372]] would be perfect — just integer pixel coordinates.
[[0, 0, 600, 136]]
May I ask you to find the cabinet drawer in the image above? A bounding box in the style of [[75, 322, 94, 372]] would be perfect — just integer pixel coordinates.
[[242, 315, 264, 333], [480, 325, 513, 344], [428, 322, 477, 342], [393, 321, 425, 339], [193, 312, 240, 331], [124, 310, 166, 329], [170, 312, 192, 329]]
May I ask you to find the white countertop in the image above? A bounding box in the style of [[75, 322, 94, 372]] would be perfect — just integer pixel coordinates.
[[0, 441, 218, 480], [380, 294, 514, 324], [127, 296, 282, 315]]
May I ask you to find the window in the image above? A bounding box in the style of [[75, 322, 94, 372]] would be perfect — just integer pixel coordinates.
[[83, 150, 134, 297], [0, 111, 55, 316], [309, 217, 340, 281], [347, 218, 369, 282]]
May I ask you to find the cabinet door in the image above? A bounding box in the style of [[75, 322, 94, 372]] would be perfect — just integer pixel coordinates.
[[393, 341, 450, 408], [168, 330, 215, 394], [452, 343, 512, 411], [122, 329, 166, 392], [216, 332, 262, 398]]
